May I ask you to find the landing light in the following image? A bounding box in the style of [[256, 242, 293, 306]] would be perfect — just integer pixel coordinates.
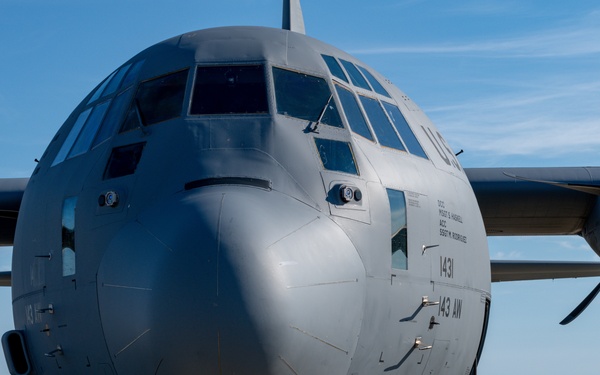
[[99, 191, 120, 207], [339, 185, 362, 203], [340, 185, 354, 203]]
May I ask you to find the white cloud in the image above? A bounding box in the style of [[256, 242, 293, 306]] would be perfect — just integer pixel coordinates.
[[425, 77, 600, 157], [351, 10, 600, 58], [491, 250, 524, 260]]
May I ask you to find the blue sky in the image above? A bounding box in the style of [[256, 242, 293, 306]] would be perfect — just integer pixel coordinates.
[[1, 1, 599, 373]]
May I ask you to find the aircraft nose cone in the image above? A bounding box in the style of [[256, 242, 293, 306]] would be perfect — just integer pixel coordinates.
[[97, 186, 365, 374]]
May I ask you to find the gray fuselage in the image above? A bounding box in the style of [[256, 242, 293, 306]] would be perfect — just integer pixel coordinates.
[[12, 26, 490, 374]]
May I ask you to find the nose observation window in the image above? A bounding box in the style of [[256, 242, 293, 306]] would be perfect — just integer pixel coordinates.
[[103, 142, 146, 180], [190, 65, 268, 115], [314, 138, 358, 175], [273, 67, 343, 128]]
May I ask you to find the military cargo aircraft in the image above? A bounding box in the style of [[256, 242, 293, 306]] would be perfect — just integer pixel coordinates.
[[1, 1, 599, 374]]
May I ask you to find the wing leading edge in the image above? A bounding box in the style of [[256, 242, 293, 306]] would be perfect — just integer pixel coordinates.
[[491, 260, 600, 282]]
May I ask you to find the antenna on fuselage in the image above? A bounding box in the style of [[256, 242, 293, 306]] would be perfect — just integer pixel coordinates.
[[282, 0, 306, 35]]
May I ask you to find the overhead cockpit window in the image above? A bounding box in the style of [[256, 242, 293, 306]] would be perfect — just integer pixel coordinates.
[[120, 60, 145, 89], [191, 65, 268, 115], [335, 85, 373, 141], [88, 70, 118, 105], [360, 96, 405, 151], [314, 138, 358, 175], [339, 59, 371, 91], [88, 60, 144, 106], [273, 67, 343, 128], [54, 100, 112, 163], [121, 69, 188, 132], [321, 55, 348, 83], [102, 64, 132, 98], [387, 189, 408, 270], [52, 109, 92, 166], [357, 66, 391, 98], [382, 102, 429, 159], [92, 88, 133, 148], [51, 61, 146, 167], [68, 100, 111, 158]]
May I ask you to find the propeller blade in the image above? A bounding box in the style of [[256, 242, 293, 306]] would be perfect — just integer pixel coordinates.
[[560, 282, 600, 325]]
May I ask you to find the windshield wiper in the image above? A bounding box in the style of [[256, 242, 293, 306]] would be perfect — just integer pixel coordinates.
[[305, 94, 333, 133]]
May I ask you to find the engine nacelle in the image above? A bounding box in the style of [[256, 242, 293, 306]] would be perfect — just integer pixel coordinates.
[[582, 198, 600, 257]]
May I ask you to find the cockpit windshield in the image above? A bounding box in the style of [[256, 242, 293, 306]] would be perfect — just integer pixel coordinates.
[[120, 69, 189, 132], [273, 67, 343, 128], [190, 65, 268, 115]]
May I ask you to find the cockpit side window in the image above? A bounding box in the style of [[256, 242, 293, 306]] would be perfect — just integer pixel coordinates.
[[87, 60, 144, 106], [52, 109, 92, 166], [102, 64, 132, 99], [190, 65, 268, 115], [92, 88, 133, 148], [339, 59, 371, 91], [88, 70, 118, 105], [273, 67, 343, 128], [335, 85, 373, 141], [360, 96, 405, 151], [68, 100, 111, 159], [382, 102, 429, 159], [321, 55, 348, 83], [120, 60, 145, 90], [387, 189, 408, 270], [121, 69, 188, 132], [357, 66, 391, 98], [51, 61, 145, 167]]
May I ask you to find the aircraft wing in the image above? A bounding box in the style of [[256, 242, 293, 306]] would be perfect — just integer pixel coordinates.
[[467, 167, 600, 283], [0, 271, 10, 287], [465, 167, 600, 236], [0, 178, 29, 246], [490, 260, 600, 282]]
